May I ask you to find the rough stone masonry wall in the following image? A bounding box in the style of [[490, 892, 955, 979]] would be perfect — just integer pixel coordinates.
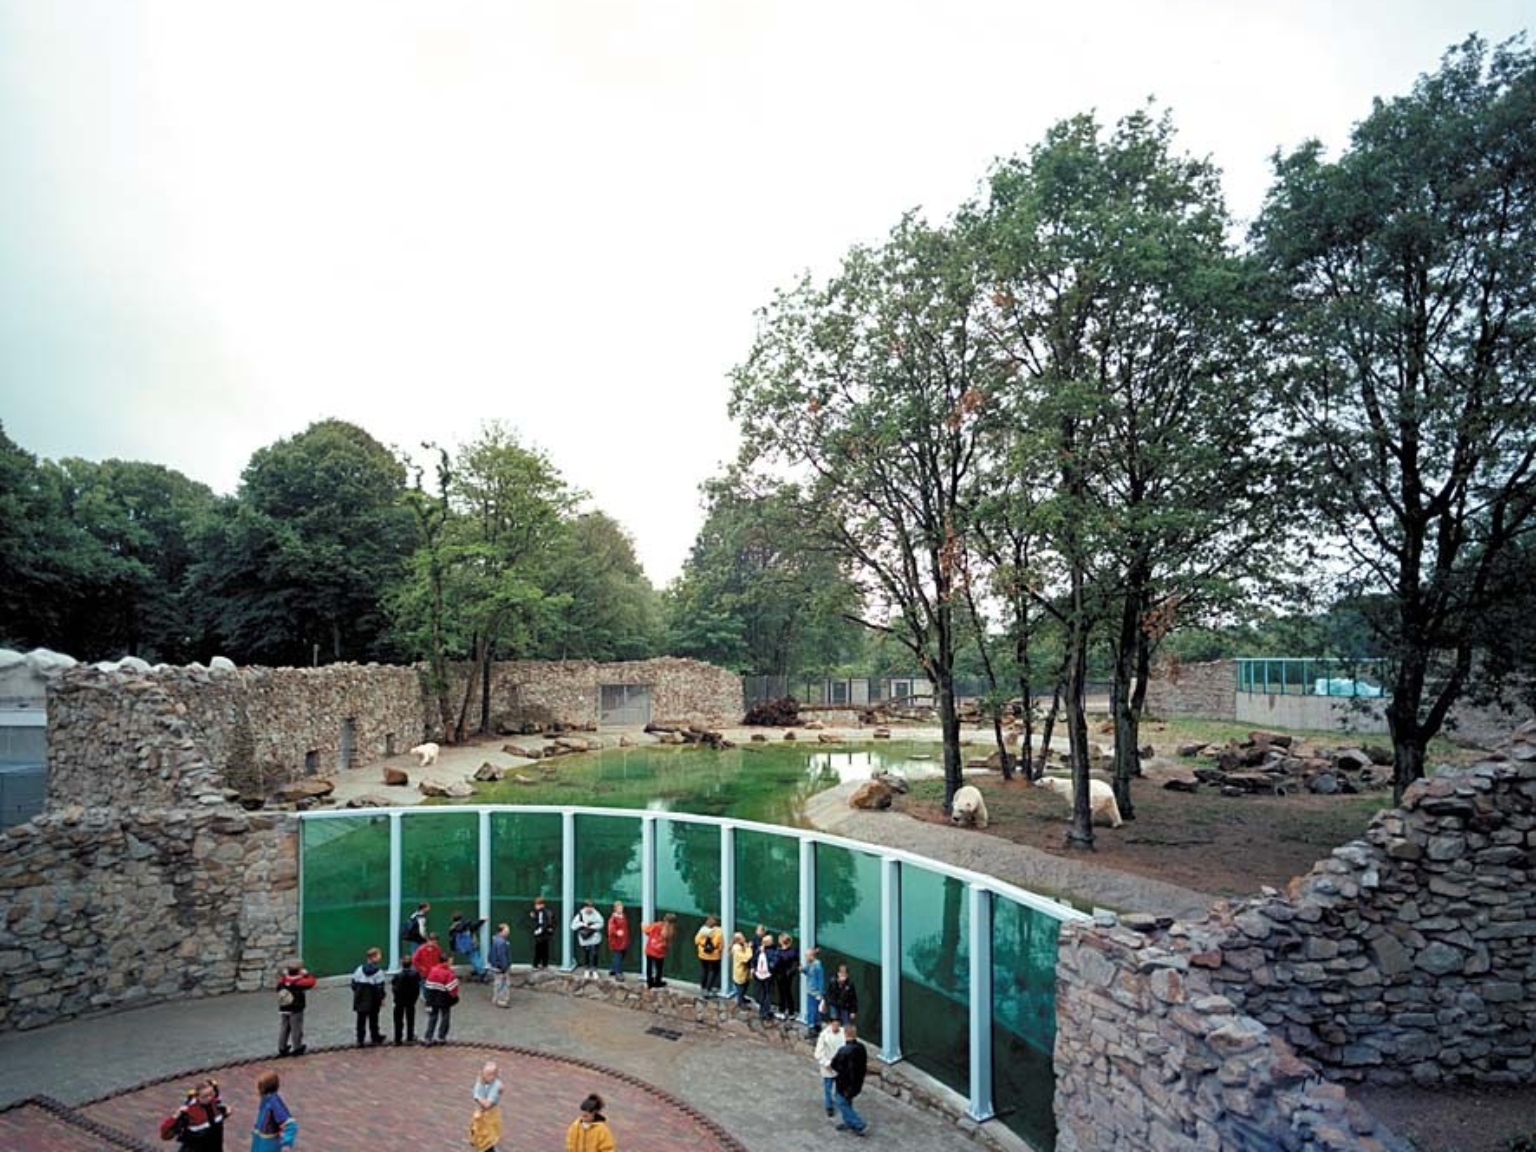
[[47, 663, 426, 806], [1055, 915, 1409, 1152], [0, 804, 298, 1031], [444, 657, 744, 734], [1054, 728, 1536, 1151], [1145, 658, 1238, 721]]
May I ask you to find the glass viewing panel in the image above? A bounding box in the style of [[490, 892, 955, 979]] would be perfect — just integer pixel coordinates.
[[992, 896, 1061, 1149], [813, 841, 883, 1044], [301, 814, 391, 977], [489, 810, 563, 966], [574, 813, 643, 970], [655, 818, 722, 986], [400, 811, 480, 960], [899, 865, 971, 1096], [733, 827, 799, 937]]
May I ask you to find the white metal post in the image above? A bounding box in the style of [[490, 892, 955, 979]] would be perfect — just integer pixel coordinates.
[[880, 856, 902, 1063], [799, 835, 815, 1026], [478, 809, 492, 965], [720, 824, 736, 992], [968, 884, 995, 1121], [561, 810, 576, 971], [641, 814, 657, 927], [388, 811, 403, 971]]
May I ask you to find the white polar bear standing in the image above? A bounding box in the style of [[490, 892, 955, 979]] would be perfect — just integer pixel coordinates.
[[409, 742, 440, 768], [949, 784, 990, 829], [1035, 775, 1123, 828]]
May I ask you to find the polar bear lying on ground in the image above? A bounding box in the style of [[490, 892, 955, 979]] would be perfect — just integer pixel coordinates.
[[409, 742, 440, 768], [949, 784, 989, 829], [1035, 775, 1123, 827]]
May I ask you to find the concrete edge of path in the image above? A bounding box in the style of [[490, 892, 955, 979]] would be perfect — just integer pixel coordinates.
[[804, 781, 1219, 921]]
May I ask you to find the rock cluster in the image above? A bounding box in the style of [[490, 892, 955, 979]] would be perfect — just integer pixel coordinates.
[[1176, 732, 1395, 797]]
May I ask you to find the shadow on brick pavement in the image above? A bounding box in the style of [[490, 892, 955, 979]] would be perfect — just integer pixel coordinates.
[[0, 976, 997, 1152]]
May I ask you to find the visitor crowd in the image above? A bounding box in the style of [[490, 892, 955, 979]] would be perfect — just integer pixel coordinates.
[[163, 897, 870, 1148]]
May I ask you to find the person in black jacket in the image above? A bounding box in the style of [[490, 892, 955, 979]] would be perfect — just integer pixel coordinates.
[[528, 896, 555, 969], [350, 947, 387, 1046], [391, 962, 421, 1045], [830, 1022, 869, 1135], [824, 962, 858, 1024], [160, 1079, 229, 1151]]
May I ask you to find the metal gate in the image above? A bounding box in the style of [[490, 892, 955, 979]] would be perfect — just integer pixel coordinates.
[[599, 684, 652, 726]]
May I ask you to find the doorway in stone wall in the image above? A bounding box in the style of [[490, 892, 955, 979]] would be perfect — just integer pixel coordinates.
[[599, 684, 652, 726], [339, 719, 356, 770]]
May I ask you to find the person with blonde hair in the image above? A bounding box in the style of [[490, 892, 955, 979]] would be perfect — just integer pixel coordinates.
[[565, 1092, 616, 1152], [469, 1060, 503, 1152], [729, 931, 751, 1008]]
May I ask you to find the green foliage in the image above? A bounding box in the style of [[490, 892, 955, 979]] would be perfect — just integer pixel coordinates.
[[0, 424, 217, 660], [187, 419, 417, 665], [534, 511, 663, 661], [1254, 34, 1536, 793], [663, 475, 862, 676]]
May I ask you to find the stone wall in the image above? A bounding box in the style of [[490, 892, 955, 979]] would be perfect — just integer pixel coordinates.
[[1055, 914, 1409, 1152], [1053, 727, 1536, 1150], [0, 803, 297, 1031], [441, 657, 744, 734], [47, 663, 426, 806], [1145, 659, 1237, 721]]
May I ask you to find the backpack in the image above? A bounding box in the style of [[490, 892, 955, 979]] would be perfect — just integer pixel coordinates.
[[402, 914, 423, 944], [277, 986, 295, 1009], [159, 1112, 184, 1141]]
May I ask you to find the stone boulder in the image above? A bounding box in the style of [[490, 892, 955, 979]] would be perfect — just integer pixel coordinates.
[[848, 780, 894, 810], [502, 743, 543, 760], [345, 794, 394, 808], [473, 761, 504, 782], [817, 732, 843, 744], [418, 780, 452, 798], [271, 779, 334, 804], [383, 767, 410, 787]]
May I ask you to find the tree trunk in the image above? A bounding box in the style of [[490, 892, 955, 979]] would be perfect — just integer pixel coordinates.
[[455, 633, 486, 745], [937, 666, 964, 813], [480, 645, 494, 735], [1033, 648, 1074, 780], [1064, 570, 1095, 850]]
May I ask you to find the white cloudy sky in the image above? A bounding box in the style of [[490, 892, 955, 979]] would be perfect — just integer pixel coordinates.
[[0, 1, 1528, 583]]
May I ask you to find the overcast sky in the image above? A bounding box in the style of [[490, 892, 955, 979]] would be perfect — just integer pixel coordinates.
[[0, 1, 1529, 584]]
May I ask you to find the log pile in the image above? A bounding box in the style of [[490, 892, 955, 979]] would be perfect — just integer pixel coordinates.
[[645, 722, 734, 750]]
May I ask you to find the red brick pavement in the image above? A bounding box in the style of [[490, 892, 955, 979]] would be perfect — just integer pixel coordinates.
[[0, 1098, 151, 1151], [39, 1042, 744, 1151]]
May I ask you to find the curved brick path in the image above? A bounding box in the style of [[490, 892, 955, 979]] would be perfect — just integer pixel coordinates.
[[53, 1043, 742, 1152], [0, 982, 985, 1152]]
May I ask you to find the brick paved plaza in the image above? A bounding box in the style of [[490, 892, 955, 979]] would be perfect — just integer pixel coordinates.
[[0, 979, 994, 1152]]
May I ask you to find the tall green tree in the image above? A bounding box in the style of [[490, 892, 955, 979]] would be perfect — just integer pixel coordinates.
[[732, 216, 1001, 811], [1255, 35, 1536, 800], [188, 419, 417, 665], [53, 457, 216, 661], [665, 475, 862, 677], [537, 510, 663, 661], [982, 108, 1276, 826], [442, 423, 575, 740], [0, 425, 104, 652]]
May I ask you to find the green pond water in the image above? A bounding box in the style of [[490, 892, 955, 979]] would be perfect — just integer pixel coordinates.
[[461, 740, 944, 825]]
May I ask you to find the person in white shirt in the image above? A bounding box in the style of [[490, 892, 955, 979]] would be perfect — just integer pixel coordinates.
[[813, 1016, 845, 1117]]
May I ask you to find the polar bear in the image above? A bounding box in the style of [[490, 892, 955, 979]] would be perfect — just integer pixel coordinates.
[[409, 742, 440, 768], [949, 784, 989, 829], [1035, 775, 1123, 828]]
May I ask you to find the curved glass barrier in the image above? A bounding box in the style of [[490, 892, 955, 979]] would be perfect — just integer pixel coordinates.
[[299, 806, 1085, 1149]]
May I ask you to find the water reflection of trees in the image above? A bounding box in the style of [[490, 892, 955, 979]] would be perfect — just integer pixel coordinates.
[[661, 819, 721, 915]]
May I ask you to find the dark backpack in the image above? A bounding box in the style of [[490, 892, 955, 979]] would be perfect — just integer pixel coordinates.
[[402, 915, 423, 944]]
